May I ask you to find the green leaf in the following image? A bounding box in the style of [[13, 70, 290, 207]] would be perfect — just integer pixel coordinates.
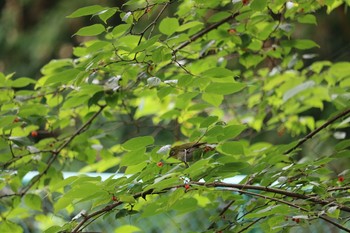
[[335, 139, 350, 151], [11, 77, 36, 88], [329, 62, 350, 81], [251, 0, 267, 11], [0, 220, 23, 233], [219, 141, 244, 155], [44, 69, 81, 86], [283, 81, 315, 102], [220, 125, 246, 140], [62, 95, 90, 109], [131, 35, 161, 53], [172, 197, 198, 214], [327, 206, 340, 219], [74, 24, 105, 36], [245, 205, 289, 218], [114, 225, 141, 233], [67, 5, 105, 18], [177, 21, 203, 32], [19, 104, 49, 117], [298, 14, 317, 25], [122, 136, 154, 151], [54, 181, 101, 212], [159, 17, 179, 36], [97, 8, 118, 24], [118, 195, 136, 204], [112, 24, 131, 37], [24, 194, 42, 211], [120, 149, 147, 166], [200, 116, 218, 128], [207, 12, 231, 23], [202, 93, 223, 107], [201, 67, 235, 78], [145, 176, 181, 192], [282, 39, 319, 50], [205, 82, 245, 95]]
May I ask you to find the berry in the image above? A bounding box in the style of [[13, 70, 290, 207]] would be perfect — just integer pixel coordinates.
[[204, 146, 215, 153], [13, 117, 20, 123], [295, 218, 300, 223], [157, 161, 163, 167], [112, 195, 118, 201], [184, 184, 190, 190], [227, 29, 236, 35], [242, 0, 249, 5], [338, 176, 344, 182], [31, 131, 38, 137]]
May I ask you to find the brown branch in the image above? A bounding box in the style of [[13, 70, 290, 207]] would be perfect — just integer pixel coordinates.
[[236, 189, 350, 233], [192, 182, 350, 213], [172, 12, 240, 54], [207, 200, 235, 230], [328, 186, 350, 192], [238, 217, 265, 233], [0, 105, 107, 199], [135, 2, 169, 46], [284, 107, 350, 155], [72, 180, 350, 232], [72, 188, 155, 232]]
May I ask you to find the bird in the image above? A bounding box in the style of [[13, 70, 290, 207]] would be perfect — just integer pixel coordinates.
[[169, 142, 207, 163]]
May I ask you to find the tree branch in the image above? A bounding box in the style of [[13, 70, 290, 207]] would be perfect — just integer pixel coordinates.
[[192, 182, 350, 212], [72, 180, 350, 232], [172, 12, 240, 54], [236, 189, 350, 233], [0, 105, 107, 199], [284, 107, 350, 155], [207, 200, 235, 230]]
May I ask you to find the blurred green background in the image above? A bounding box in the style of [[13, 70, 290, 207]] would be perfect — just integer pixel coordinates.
[[1, 1, 350, 79]]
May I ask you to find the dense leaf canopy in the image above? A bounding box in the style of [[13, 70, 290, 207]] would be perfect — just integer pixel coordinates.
[[1, 0, 350, 232]]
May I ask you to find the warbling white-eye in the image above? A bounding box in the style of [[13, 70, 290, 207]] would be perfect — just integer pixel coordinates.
[[169, 142, 207, 162]]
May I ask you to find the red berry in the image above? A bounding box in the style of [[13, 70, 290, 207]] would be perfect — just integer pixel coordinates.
[[13, 117, 20, 123], [204, 146, 215, 153], [31, 131, 38, 137], [295, 218, 300, 223], [157, 161, 163, 167], [227, 29, 236, 35], [184, 184, 190, 190], [112, 195, 118, 201], [338, 176, 344, 182], [242, 0, 249, 5]]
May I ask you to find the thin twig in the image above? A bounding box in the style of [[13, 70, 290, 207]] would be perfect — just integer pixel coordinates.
[[328, 186, 350, 192], [238, 217, 265, 233], [192, 182, 350, 213], [173, 12, 240, 54], [207, 200, 235, 230], [284, 107, 350, 155], [236, 189, 350, 233], [72, 180, 350, 232], [3, 105, 107, 198], [136, 3, 169, 46]]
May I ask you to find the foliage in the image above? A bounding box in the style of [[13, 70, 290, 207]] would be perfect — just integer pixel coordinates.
[[1, 0, 350, 232]]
